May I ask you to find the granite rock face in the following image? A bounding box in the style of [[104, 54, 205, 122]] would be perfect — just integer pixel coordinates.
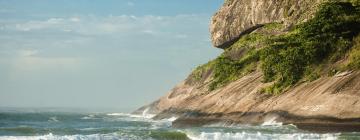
[[210, 0, 324, 49], [136, 70, 360, 131]]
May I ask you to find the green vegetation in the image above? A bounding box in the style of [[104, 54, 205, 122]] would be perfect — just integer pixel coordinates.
[[208, 49, 260, 90], [230, 33, 265, 50], [150, 131, 189, 140], [260, 2, 360, 94], [192, 2, 360, 94], [347, 35, 360, 69], [191, 60, 215, 82], [191, 32, 265, 90], [263, 22, 283, 30]]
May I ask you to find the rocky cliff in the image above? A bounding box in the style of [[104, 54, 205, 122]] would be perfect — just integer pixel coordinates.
[[135, 0, 360, 132]]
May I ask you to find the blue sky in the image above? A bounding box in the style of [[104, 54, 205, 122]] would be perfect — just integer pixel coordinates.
[[0, 0, 223, 112]]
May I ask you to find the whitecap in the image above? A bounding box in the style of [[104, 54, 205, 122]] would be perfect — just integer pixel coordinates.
[[48, 117, 59, 122], [81, 114, 96, 120], [0, 132, 143, 140], [141, 108, 156, 119], [106, 113, 128, 116], [108, 108, 156, 119], [164, 116, 177, 122], [261, 116, 283, 126], [146, 116, 178, 129], [185, 131, 340, 140]]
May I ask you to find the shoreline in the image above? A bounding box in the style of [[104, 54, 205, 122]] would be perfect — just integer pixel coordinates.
[[135, 71, 360, 133], [151, 108, 360, 133]]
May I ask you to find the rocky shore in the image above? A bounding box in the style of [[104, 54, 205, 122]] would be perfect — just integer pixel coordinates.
[[135, 71, 360, 132], [134, 0, 360, 132]]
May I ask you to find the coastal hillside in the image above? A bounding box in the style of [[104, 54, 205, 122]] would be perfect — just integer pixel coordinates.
[[135, 0, 360, 131]]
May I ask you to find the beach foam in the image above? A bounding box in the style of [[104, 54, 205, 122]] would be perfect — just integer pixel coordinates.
[[186, 131, 339, 140]]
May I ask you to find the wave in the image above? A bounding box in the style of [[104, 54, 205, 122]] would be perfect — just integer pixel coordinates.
[[48, 116, 59, 122], [164, 116, 177, 122], [0, 133, 128, 140], [107, 108, 156, 120], [185, 131, 340, 140], [0, 131, 341, 140], [1, 111, 350, 140], [261, 116, 283, 126], [0, 131, 190, 140], [141, 108, 156, 119], [0, 126, 120, 136], [106, 113, 128, 116], [106, 113, 154, 119], [149, 117, 178, 129], [80, 114, 98, 120], [0, 112, 84, 123], [0, 126, 38, 135]]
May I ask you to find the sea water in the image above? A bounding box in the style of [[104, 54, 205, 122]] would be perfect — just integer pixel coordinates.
[[0, 109, 360, 140]]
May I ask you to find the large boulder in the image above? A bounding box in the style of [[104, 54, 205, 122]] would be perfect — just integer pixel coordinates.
[[210, 0, 324, 49]]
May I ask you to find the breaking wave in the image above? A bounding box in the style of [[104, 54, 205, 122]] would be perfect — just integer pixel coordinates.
[[0, 133, 140, 140], [1, 111, 359, 140], [261, 116, 283, 126], [186, 131, 339, 140], [107, 108, 156, 119]]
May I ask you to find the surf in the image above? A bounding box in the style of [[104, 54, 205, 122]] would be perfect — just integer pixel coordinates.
[[0, 111, 359, 140]]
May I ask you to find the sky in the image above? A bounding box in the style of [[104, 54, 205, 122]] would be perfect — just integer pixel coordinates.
[[0, 0, 223, 112]]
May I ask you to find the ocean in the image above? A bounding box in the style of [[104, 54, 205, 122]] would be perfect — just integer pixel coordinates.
[[0, 109, 360, 140]]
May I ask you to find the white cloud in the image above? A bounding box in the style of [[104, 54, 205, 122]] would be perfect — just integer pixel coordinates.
[[69, 17, 81, 22], [0, 14, 212, 71], [8, 14, 208, 36], [15, 18, 64, 31], [47, 18, 64, 24], [1, 49, 81, 73]]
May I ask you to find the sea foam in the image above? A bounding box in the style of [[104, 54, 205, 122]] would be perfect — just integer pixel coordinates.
[[186, 131, 339, 140], [261, 116, 283, 126], [107, 107, 155, 119], [0, 133, 123, 140]]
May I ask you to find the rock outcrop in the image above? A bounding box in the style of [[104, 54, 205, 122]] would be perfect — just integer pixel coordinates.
[[135, 0, 360, 132], [210, 0, 324, 49], [137, 70, 360, 131]]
